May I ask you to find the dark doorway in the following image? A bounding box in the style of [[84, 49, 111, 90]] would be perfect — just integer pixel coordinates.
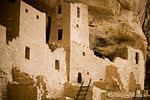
[[46, 16, 51, 42], [77, 72, 82, 83]]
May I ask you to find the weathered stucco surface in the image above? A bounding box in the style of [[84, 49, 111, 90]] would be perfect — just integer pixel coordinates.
[[0, 0, 148, 100]]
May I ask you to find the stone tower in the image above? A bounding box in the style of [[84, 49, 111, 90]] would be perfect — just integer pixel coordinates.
[[49, 1, 89, 81]]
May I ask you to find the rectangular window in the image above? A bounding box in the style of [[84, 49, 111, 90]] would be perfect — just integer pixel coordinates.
[[58, 5, 62, 14], [25, 46, 30, 60], [55, 60, 60, 70], [135, 52, 139, 64], [58, 29, 63, 40], [77, 7, 80, 18]]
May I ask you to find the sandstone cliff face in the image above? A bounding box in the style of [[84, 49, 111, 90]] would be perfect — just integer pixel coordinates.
[[143, 0, 150, 89], [86, 0, 147, 61]]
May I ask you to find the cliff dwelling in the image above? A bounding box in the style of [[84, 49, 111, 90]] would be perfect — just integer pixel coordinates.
[[0, 0, 150, 100]]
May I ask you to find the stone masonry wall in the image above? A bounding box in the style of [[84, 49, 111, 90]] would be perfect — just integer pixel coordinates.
[[70, 41, 109, 85], [49, 1, 71, 81], [0, 0, 146, 99], [70, 41, 145, 93], [0, 25, 14, 100], [70, 3, 89, 47], [0, 1, 68, 99], [50, 1, 71, 48]]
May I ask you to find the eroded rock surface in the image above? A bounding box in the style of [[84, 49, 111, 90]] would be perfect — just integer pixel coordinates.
[[143, 0, 150, 90], [87, 0, 147, 60]]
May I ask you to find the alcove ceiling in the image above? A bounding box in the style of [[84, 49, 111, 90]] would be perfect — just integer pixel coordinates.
[[23, 0, 103, 13]]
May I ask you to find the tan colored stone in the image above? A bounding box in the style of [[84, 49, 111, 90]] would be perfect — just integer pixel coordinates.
[[0, 0, 147, 100]]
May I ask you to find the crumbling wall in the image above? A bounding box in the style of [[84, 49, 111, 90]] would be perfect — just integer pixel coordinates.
[[70, 40, 144, 94], [70, 41, 110, 85], [93, 64, 142, 99], [10, 1, 67, 98], [8, 67, 49, 100], [0, 1, 68, 99], [0, 1, 146, 100], [106, 47, 145, 91], [94, 65, 125, 92], [0, 69, 8, 100], [8, 68, 37, 100], [0, 25, 13, 100], [68, 2, 145, 92], [6, 43, 67, 99]]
